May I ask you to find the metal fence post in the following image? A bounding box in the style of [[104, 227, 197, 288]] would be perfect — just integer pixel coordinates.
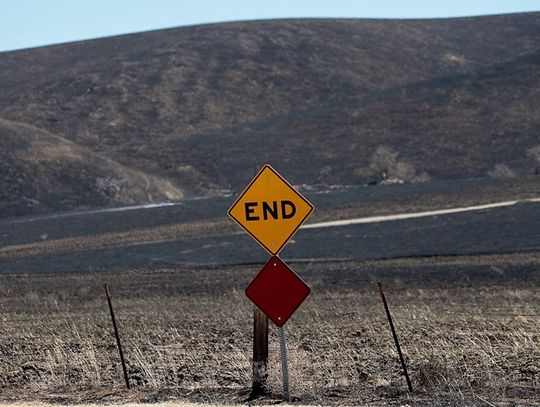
[[377, 281, 413, 392], [104, 282, 130, 389]]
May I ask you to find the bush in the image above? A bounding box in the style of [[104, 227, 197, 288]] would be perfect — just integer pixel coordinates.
[[487, 164, 516, 179], [527, 145, 540, 163], [369, 146, 430, 184], [369, 146, 398, 180]]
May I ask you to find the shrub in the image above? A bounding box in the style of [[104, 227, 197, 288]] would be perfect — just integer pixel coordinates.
[[369, 146, 430, 183], [487, 164, 516, 179]]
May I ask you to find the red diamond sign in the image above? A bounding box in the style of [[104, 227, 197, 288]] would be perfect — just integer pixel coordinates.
[[245, 256, 310, 327]]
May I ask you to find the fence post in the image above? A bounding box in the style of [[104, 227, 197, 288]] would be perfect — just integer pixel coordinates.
[[377, 281, 413, 392], [104, 282, 130, 389]]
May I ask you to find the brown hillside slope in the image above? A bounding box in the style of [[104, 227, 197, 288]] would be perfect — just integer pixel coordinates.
[[187, 48, 540, 186], [0, 118, 182, 217], [0, 13, 539, 215]]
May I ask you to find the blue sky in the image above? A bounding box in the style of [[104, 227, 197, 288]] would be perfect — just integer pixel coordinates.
[[1, 0, 539, 52]]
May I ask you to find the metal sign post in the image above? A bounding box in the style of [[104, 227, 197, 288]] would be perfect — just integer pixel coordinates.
[[278, 326, 291, 402]]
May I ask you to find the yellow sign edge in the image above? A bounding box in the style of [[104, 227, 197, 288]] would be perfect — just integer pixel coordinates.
[[227, 164, 314, 255]]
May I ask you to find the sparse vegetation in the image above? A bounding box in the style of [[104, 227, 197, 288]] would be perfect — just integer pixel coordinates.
[[488, 164, 516, 179], [368, 146, 430, 184], [528, 145, 540, 175], [0, 257, 538, 405], [95, 177, 129, 197], [369, 146, 399, 182], [528, 145, 540, 162]]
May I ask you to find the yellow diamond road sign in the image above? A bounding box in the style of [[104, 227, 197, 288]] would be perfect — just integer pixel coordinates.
[[228, 165, 314, 255]]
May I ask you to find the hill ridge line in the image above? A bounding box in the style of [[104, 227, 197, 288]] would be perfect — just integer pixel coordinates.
[[2, 12, 540, 55], [0, 117, 141, 172]]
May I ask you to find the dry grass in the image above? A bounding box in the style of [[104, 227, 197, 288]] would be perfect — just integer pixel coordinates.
[[0, 219, 233, 259], [0, 256, 538, 405], [0, 403, 242, 407]]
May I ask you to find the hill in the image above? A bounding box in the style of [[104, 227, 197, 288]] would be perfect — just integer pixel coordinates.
[[0, 13, 539, 216], [0, 118, 182, 217]]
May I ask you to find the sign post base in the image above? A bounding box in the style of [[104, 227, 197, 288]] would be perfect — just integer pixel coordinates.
[[250, 307, 269, 398]]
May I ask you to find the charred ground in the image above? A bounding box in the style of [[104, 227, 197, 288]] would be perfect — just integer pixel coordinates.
[[1, 13, 540, 216]]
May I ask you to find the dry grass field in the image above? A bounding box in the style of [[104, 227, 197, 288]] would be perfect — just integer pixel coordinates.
[[0, 404, 245, 407], [0, 253, 538, 406]]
